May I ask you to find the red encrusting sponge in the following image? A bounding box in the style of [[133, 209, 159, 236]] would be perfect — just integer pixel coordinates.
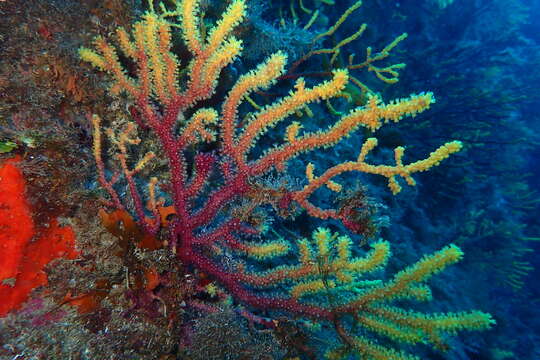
[[0, 156, 78, 317]]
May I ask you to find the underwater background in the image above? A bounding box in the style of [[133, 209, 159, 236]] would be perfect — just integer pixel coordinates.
[[0, 0, 539, 359]]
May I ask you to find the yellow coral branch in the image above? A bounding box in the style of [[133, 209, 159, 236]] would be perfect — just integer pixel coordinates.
[[181, 108, 219, 144], [313, 1, 363, 43], [242, 69, 350, 172], [178, 0, 203, 54], [238, 228, 390, 290], [221, 52, 288, 158], [250, 92, 441, 184], [341, 244, 464, 312], [242, 239, 291, 260], [205, 0, 246, 56], [294, 138, 462, 219]]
